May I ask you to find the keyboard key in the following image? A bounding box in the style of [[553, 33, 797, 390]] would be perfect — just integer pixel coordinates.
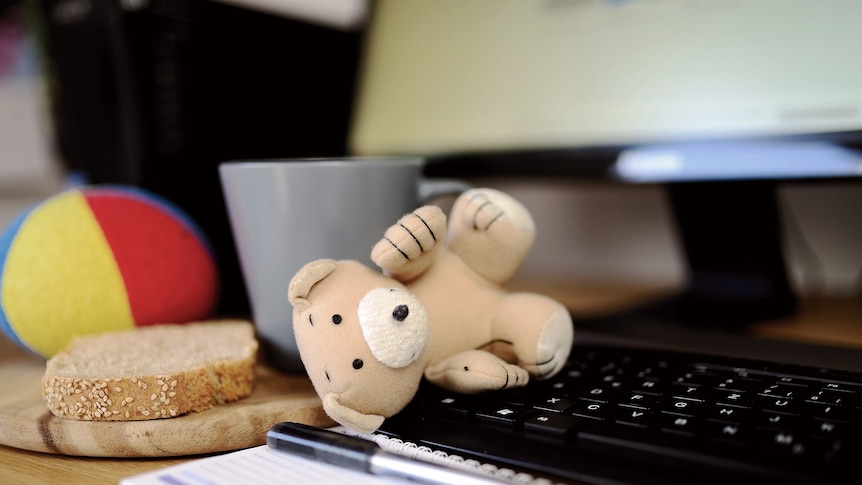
[[714, 375, 766, 392], [821, 381, 862, 393], [629, 378, 665, 395], [672, 370, 721, 386], [532, 396, 575, 413], [711, 387, 753, 406], [576, 385, 618, 402], [621, 391, 659, 408], [705, 420, 750, 446], [662, 397, 703, 417], [704, 404, 749, 423], [425, 393, 477, 417], [658, 413, 700, 437], [613, 404, 652, 427], [809, 418, 850, 439], [806, 402, 854, 422], [476, 404, 530, 428], [756, 395, 802, 414], [569, 399, 608, 420], [523, 412, 588, 438], [670, 382, 707, 400], [754, 411, 799, 429]]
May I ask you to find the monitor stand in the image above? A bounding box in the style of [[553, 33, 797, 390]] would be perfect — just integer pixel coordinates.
[[634, 180, 798, 328]]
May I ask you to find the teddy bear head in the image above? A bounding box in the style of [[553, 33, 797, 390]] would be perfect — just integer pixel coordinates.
[[287, 258, 430, 433]]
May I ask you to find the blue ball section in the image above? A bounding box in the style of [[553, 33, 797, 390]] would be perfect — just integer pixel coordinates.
[[0, 203, 39, 350]]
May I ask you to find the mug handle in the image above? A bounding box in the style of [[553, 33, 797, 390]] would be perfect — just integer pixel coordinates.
[[418, 178, 473, 204]]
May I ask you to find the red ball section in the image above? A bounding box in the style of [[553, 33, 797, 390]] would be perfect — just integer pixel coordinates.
[[85, 190, 219, 326]]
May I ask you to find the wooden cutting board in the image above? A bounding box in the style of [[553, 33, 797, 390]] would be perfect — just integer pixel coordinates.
[[0, 334, 334, 457]]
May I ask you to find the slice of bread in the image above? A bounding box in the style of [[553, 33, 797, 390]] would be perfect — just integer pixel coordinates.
[[42, 320, 258, 421]]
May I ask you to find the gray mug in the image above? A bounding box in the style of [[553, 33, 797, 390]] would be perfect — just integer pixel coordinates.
[[219, 157, 469, 373]]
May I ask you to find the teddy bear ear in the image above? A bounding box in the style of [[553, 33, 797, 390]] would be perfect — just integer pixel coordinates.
[[288, 259, 338, 308], [322, 393, 386, 434]]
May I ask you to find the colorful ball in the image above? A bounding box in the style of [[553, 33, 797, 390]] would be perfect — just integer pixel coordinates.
[[0, 185, 219, 358]]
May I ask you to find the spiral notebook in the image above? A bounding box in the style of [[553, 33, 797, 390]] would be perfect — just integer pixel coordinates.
[[120, 426, 558, 485]]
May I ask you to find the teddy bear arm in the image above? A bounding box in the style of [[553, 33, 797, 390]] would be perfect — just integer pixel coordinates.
[[424, 350, 530, 393], [371, 205, 447, 281]]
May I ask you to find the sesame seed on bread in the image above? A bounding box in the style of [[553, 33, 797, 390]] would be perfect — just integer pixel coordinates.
[[42, 320, 258, 421]]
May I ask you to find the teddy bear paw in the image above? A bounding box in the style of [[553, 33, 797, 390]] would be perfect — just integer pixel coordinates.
[[521, 307, 574, 380], [496, 363, 531, 390], [372, 205, 447, 271], [425, 350, 531, 393], [460, 188, 534, 234]]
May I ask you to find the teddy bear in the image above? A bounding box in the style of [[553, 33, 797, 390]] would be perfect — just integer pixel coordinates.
[[287, 188, 574, 433]]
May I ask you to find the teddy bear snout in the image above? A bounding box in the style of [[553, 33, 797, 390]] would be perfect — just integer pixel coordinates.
[[358, 287, 429, 368], [392, 304, 409, 322]]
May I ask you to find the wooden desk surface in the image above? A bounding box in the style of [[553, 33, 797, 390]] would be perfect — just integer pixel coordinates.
[[3, 281, 862, 484], [508, 278, 862, 349], [0, 334, 191, 484]]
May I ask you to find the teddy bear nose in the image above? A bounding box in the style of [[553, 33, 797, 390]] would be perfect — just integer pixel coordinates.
[[392, 305, 409, 322]]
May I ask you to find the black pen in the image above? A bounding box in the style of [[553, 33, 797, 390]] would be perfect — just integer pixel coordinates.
[[266, 422, 510, 485]]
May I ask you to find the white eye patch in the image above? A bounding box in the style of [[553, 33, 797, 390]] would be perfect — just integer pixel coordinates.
[[358, 288, 429, 368]]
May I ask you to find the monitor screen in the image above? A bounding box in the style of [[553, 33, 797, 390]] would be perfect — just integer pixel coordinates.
[[347, 0, 862, 326], [350, 0, 862, 182]]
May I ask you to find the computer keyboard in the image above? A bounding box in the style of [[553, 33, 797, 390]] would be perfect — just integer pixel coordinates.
[[376, 343, 861, 485]]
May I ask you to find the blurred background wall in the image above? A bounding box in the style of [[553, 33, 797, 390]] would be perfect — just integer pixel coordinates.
[[2, 0, 860, 317]]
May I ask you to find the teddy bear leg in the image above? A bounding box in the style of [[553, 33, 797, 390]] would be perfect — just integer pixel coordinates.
[[424, 349, 531, 393], [446, 188, 536, 285], [491, 292, 574, 380]]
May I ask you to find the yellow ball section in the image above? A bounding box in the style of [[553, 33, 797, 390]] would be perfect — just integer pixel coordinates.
[[2, 190, 135, 358]]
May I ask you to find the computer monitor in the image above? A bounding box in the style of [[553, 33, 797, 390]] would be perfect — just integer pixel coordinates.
[[348, 0, 862, 327]]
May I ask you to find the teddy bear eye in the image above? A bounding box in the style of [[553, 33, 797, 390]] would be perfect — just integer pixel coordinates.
[[392, 305, 409, 322], [332, 314, 342, 324], [358, 287, 428, 368], [352, 359, 363, 370]]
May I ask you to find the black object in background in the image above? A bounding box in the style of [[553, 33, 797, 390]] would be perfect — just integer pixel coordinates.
[[33, 0, 362, 316]]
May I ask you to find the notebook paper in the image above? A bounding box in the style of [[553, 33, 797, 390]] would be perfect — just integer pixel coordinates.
[[120, 427, 557, 485], [120, 444, 405, 485]]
